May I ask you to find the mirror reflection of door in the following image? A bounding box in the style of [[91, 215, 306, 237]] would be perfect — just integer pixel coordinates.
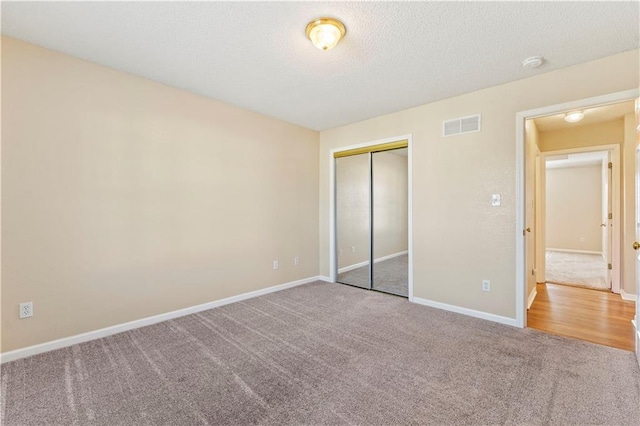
[[372, 148, 408, 296], [336, 153, 371, 289]]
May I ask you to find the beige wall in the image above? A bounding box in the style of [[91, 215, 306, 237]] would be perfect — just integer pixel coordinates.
[[538, 119, 624, 152], [623, 112, 638, 294], [1, 37, 320, 352], [336, 150, 408, 270], [545, 165, 603, 252], [320, 50, 639, 319]]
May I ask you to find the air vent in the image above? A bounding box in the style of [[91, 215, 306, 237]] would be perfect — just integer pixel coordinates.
[[443, 114, 481, 137]]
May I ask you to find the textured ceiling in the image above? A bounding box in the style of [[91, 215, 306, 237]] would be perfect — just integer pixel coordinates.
[[2, 2, 638, 131], [534, 100, 635, 132]]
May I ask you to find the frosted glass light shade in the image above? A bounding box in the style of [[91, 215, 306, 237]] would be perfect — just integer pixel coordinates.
[[306, 18, 346, 51], [564, 111, 584, 123]]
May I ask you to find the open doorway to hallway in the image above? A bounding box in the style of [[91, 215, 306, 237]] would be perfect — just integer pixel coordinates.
[[524, 99, 637, 351], [544, 149, 611, 291]]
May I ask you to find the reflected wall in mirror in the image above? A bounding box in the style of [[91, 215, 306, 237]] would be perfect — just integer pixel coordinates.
[[336, 153, 371, 289], [372, 148, 408, 296]]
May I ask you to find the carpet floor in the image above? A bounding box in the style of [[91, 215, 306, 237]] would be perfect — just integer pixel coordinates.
[[338, 254, 408, 296], [1, 282, 639, 425], [545, 250, 608, 290]]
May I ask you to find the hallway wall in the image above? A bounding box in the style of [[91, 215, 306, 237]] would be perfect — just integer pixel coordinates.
[[546, 165, 603, 252]]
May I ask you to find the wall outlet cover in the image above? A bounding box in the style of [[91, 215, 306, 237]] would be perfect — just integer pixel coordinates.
[[19, 302, 33, 319]]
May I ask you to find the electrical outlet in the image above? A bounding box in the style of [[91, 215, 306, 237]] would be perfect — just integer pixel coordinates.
[[482, 280, 491, 292], [273, 260, 279, 270], [294, 257, 300, 266], [351, 246, 355, 253], [19, 302, 33, 319], [580, 237, 586, 243]]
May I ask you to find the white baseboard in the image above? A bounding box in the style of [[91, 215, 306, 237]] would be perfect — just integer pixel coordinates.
[[527, 288, 538, 309], [338, 250, 408, 274], [546, 248, 601, 255], [621, 290, 637, 302], [374, 250, 408, 263], [412, 297, 518, 327], [0, 275, 324, 364], [318, 275, 332, 282]]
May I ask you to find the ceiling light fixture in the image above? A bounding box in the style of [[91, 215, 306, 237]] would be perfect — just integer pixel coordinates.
[[306, 17, 346, 51], [564, 111, 584, 123], [522, 56, 544, 69]]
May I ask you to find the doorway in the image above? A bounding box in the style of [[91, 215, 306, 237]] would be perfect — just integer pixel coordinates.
[[516, 90, 638, 352], [330, 136, 413, 298], [542, 148, 614, 292]]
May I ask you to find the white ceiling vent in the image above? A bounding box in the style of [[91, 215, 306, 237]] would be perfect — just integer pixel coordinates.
[[443, 114, 481, 137]]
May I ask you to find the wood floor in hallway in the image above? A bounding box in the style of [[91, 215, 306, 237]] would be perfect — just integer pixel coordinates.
[[528, 283, 636, 351]]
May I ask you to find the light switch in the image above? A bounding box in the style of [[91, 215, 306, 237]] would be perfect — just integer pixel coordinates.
[[491, 194, 501, 207]]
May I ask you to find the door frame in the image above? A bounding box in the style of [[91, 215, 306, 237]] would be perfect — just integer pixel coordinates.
[[515, 89, 639, 328], [539, 145, 620, 292], [329, 134, 414, 300]]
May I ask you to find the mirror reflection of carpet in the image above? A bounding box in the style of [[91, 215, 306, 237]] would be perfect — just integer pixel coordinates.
[[338, 254, 408, 296]]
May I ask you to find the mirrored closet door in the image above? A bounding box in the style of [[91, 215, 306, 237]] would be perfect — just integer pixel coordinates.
[[372, 148, 408, 296], [335, 153, 371, 289], [335, 142, 408, 297]]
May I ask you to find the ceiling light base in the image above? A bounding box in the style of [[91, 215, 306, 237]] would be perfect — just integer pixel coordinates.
[[522, 56, 544, 69], [306, 17, 346, 51]]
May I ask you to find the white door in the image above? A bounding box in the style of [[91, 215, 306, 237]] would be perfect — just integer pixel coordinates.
[[605, 151, 613, 289], [525, 123, 536, 304], [635, 99, 640, 366]]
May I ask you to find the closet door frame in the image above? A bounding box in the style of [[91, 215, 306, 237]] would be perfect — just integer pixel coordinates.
[[330, 134, 414, 300]]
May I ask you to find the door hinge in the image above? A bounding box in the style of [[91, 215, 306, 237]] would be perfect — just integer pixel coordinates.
[[608, 213, 612, 220], [608, 162, 612, 169], [608, 263, 612, 270]]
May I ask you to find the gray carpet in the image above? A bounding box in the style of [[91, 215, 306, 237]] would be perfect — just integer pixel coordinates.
[[2, 282, 639, 425], [338, 254, 408, 296], [545, 250, 608, 290]]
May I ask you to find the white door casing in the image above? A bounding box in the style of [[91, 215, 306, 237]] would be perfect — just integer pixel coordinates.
[[329, 134, 414, 300]]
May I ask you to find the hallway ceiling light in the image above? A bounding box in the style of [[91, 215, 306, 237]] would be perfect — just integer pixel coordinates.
[[564, 111, 584, 123], [306, 17, 346, 51]]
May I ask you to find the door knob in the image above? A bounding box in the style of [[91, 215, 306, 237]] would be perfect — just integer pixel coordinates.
[[634, 242, 640, 250]]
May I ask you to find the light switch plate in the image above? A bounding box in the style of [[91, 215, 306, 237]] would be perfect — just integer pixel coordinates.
[[491, 194, 501, 207]]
